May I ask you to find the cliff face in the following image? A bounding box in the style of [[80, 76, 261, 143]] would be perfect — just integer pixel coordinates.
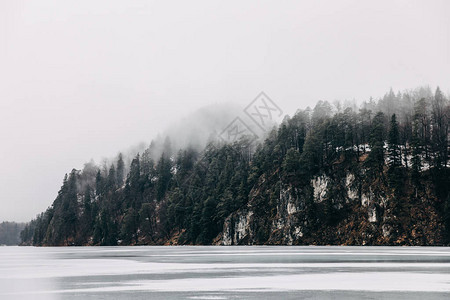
[[219, 168, 444, 246]]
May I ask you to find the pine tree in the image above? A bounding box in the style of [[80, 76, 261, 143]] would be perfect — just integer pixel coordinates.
[[126, 154, 142, 209], [388, 114, 401, 167], [116, 153, 125, 186], [95, 170, 104, 197], [139, 203, 156, 242], [156, 154, 172, 201], [388, 114, 403, 193], [282, 148, 301, 182], [411, 110, 422, 187], [79, 186, 93, 243], [120, 208, 139, 244], [414, 98, 430, 161], [431, 87, 448, 169], [366, 112, 386, 176], [107, 164, 116, 191]]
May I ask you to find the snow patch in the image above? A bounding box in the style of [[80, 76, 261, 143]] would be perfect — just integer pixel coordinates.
[[368, 206, 377, 223], [222, 211, 253, 245], [311, 175, 329, 203], [345, 173, 358, 201], [287, 202, 297, 215]]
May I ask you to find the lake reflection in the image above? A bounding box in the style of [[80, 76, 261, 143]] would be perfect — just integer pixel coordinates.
[[1, 246, 450, 299]]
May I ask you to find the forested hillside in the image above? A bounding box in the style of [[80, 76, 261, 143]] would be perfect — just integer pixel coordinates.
[[21, 87, 450, 246]]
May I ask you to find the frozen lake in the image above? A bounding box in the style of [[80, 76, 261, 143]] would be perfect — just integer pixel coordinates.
[[1, 246, 450, 299]]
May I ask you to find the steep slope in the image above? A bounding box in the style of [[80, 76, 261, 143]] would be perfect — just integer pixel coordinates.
[[21, 88, 450, 246]]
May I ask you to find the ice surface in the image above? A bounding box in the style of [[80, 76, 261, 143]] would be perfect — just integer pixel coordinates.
[[1, 246, 450, 299]]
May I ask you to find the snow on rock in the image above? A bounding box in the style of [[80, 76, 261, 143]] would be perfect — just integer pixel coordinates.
[[236, 211, 252, 240], [267, 186, 307, 245], [312, 175, 329, 203], [287, 202, 297, 215], [222, 210, 253, 245], [345, 173, 358, 201], [361, 193, 370, 207], [382, 224, 391, 238], [222, 228, 232, 246], [272, 188, 296, 230], [361, 188, 377, 207], [279, 187, 300, 215], [368, 206, 377, 223], [293, 226, 303, 238]]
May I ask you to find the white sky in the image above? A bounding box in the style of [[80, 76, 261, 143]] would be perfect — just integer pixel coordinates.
[[0, 0, 449, 222]]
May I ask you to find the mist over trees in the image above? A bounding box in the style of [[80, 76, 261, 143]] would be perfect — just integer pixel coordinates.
[[21, 87, 450, 246], [0, 222, 25, 245]]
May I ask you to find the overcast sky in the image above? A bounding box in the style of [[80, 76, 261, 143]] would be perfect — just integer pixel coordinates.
[[1, 0, 449, 222]]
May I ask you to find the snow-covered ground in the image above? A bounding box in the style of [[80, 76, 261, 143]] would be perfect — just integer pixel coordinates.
[[1, 246, 450, 299]]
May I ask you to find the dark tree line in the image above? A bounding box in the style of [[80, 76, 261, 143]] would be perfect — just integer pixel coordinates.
[[0, 222, 25, 245], [21, 87, 450, 246]]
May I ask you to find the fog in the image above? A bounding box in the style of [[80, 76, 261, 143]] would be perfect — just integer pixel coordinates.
[[0, 0, 449, 222]]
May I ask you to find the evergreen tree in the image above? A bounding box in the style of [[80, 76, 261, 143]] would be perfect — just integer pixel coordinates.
[[79, 186, 93, 243], [120, 208, 139, 244], [139, 203, 156, 242], [95, 170, 104, 197], [366, 112, 386, 176], [431, 87, 448, 169], [411, 116, 422, 188], [388, 114, 403, 194], [282, 148, 301, 182], [116, 153, 125, 186], [126, 154, 142, 209], [107, 164, 116, 191], [156, 153, 172, 201]]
